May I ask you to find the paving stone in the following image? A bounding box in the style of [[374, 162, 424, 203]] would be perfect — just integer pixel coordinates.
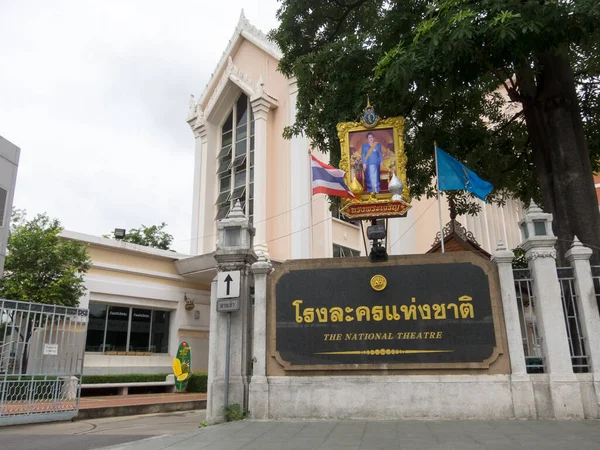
[[98, 419, 600, 450]]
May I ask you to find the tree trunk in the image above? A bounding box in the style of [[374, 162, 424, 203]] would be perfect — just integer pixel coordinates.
[[516, 50, 600, 264]]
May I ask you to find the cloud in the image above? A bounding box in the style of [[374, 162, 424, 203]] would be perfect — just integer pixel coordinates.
[[0, 0, 280, 253]]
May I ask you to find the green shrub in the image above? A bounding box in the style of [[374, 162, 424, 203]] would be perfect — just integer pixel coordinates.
[[186, 372, 207, 393], [81, 373, 169, 384], [223, 403, 249, 422]]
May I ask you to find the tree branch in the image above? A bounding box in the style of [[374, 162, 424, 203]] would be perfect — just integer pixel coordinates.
[[325, 0, 369, 44], [330, 0, 369, 7], [501, 67, 517, 90], [492, 110, 524, 135]]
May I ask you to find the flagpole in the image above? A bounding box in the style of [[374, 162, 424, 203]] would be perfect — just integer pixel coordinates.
[[434, 141, 445, 253], [308, 150, 314, 258]]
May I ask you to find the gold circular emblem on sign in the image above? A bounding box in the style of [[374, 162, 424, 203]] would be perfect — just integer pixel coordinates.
[[370, 275, 387, 292]]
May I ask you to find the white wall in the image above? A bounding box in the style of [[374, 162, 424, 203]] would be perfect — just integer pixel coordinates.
[[0, 135, 20, 275]]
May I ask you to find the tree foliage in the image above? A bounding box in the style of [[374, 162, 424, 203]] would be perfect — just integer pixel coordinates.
[[271, 0, 600, 260], [0, 211, 91, 306], [106, 223, 174, 251]]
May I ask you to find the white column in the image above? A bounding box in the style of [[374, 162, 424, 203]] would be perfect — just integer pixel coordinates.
[[523, 235, 584, 418], [250, 98, 270, 257], [206, 276, 221, 422], [289, 81, 311, 259], [566, 237, 600, 416], [187, 103, 208, 255], [565, 238, 600, 372], [481, 200, 492, 253], [249, 256, 272, 418], [196, 125, 209, 255], [492, 241, 536, 418]]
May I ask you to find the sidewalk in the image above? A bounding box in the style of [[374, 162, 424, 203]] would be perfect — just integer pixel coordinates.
[[102, 419, 600, 450]]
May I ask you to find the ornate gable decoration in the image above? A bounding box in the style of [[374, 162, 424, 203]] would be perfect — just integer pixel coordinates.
[[186, 10, 280, 135], [197, 11, 281, 108], [187, 58, 278, 135], [429, 219, 491, 259]]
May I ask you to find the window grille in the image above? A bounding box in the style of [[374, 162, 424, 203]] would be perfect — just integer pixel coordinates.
[[557, 267, 589, 372], [591, 266, 600, 313], [333, 244, 360, 258], [215, 93, 255, 222], [513, 269, 544, 373], [331, 203, 359, 226]]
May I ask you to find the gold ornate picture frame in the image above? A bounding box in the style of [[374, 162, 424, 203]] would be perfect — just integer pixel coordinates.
[[337, 116, 412, 219]]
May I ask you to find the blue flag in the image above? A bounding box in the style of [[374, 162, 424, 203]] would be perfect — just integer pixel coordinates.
[[436, 146, 493, 201]]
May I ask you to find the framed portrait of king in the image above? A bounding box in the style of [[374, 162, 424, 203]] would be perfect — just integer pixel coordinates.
[[337, 113, 411, 219]]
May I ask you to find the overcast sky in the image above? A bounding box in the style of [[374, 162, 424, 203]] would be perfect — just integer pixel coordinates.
[[0, 0, 280, 253]]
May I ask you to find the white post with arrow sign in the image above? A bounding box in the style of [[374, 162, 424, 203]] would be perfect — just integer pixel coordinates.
[[216, 270, 241, 408], [217, 271, 241, 312]]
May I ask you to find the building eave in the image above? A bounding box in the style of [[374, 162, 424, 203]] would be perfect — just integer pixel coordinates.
[[60, 230, 190, 261], [175, 252, 218, 285]]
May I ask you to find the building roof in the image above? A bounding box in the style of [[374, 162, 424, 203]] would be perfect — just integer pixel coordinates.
[[60, 230, 191, 261]]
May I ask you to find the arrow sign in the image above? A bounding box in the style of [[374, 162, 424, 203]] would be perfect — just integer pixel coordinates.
[[224, 274, 233, 296], [217, 271, 241, 299]]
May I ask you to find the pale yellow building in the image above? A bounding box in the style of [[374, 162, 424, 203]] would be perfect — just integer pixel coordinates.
[[185, 11, 524, 262], [61, 230, 213, 375], [68, 11, 523, 376]]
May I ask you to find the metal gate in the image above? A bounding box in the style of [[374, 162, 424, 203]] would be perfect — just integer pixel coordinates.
[[0, 299, 88, 426]]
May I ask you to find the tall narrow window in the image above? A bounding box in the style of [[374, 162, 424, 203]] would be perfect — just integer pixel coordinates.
[[216, 112, 233, 220], [216, 93, 255, 222], [85, 303, 107, 352], [104, 306, 130, 352], [129, 308, 151, 351], [151, 311, 170, 353]]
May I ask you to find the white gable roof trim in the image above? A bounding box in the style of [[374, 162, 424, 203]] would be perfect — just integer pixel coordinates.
[[186, 10, 281, 127], [188, 57, 279, 131]]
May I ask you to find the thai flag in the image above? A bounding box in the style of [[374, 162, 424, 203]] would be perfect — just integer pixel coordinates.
[[311, 155, 356, 198]]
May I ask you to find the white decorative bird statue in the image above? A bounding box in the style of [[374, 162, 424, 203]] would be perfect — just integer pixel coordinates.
[[389, 172, 404, 201]]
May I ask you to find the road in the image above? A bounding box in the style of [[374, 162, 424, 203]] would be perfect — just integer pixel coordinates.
[[0, 409, 205, 450]]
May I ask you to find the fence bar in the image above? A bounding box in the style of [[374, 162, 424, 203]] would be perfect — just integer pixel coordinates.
[[513, 269, 544, 373], [0, 299, 88, 425], [557, 267, 590, 372]]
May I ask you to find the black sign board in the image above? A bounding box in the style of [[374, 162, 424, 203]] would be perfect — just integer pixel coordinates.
[[274, 262, 497, 368]]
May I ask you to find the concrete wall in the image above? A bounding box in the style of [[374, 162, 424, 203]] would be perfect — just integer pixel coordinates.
[[243, 216, 600, 420], [0, 135, 20, 275]]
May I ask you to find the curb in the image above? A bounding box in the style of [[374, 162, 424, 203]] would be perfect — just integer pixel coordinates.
[[75, 399, 207, 420]]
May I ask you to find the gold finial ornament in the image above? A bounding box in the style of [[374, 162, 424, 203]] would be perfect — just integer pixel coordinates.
[[370, 274, 387, 292], [361, 98, 380, 128], [350, 174, 364, 195]]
